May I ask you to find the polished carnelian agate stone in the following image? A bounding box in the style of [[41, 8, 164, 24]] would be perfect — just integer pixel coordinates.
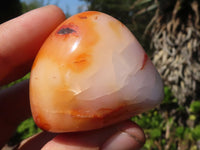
[[30, 11, 164, 132]]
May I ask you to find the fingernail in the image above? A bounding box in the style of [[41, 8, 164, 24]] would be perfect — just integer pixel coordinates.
[[102, 124, 145, 150]]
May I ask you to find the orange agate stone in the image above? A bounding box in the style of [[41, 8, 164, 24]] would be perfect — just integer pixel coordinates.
[[30, 11, 164, 132]]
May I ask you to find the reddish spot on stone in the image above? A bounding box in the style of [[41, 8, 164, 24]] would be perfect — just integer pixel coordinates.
[[141, 53, 148, 70], [70, 105, 125, 119], [78, 15, 88, 19], [34, 114, 50, 131], [95, 16, 98, 20]]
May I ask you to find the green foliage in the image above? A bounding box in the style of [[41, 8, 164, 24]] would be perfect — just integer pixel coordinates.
[[149, 128, 161, 139], [132, 110, 164, 149], [190, 101, 200, 114], [163, 86, 174, 103], [192, 125, 200, 140], [175, 126, 185, 139], [16, 117, 41, 139], [132, 110, 163, 129], [9, 117, 41, 146]]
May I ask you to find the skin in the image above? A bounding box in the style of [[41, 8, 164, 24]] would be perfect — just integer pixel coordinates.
[[0, 5, 145, 150]]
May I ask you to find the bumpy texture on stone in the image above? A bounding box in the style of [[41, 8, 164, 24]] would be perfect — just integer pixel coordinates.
[[30, 11, 164, 132]]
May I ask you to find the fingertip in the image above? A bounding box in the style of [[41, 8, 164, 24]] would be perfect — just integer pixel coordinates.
[[119, 121, 146, 145], [44, 5, 65, 17], [24, 5, 66, 21], [102, 121, 145, 150]]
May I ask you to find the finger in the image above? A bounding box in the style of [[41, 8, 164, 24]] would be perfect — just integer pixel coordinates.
[[40, 121, 145, 150], [0, 5, 65, 86], [0, 80, 30, 148]]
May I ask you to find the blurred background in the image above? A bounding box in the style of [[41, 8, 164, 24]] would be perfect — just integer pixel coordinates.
[[1, 0, 200, 149]]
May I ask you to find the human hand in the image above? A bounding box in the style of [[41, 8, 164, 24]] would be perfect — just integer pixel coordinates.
[[0, 5, 145, 150]]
